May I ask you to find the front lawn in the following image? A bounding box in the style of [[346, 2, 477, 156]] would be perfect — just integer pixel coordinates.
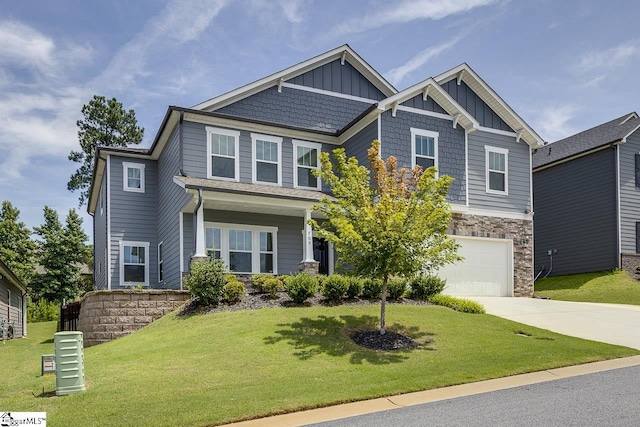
[[535, 269, 640, 305], [3, 305, 638, 427]]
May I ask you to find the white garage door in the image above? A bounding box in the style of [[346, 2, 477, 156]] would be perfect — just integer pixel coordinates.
[[437, 237, 513, 297]]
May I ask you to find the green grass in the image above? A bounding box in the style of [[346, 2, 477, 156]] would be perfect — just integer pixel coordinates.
[[535, 269, 640, 305], [3, 305, 638, 427]]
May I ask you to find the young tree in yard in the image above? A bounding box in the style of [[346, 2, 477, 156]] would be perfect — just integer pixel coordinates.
[[68, 95, 144, 206], [32, 207, 90, 302], [0, 201, 36, 285], [311, 140, 460, 334]]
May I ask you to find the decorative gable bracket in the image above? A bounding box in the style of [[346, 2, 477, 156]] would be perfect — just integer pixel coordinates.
[[391, 101, 399, 118], [452, 114, 460, 129], [277, 78, 284, 93], [515, 129, 524, 143], [456, 70, 465, 85], [422, 86, 430, 101]]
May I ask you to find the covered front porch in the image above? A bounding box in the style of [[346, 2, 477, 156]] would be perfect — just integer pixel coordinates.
[[175, 176, 332, 276]]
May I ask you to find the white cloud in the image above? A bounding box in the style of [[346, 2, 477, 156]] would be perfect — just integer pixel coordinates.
[[278, 0, 307, 23], [328, 0, 499, 39], [0, 20, 55, 73], [578, 40, 640, 71], [533, 105, 579, 143], [95, 0, 228, 94], [385, 36, 462, 86]]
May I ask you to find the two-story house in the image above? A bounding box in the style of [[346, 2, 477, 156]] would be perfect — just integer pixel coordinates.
[[533, 112, 640, 276], [88, 45, 543, 297]]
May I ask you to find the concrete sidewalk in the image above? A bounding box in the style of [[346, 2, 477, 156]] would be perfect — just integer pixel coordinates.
[[223, 356, 640, 427], [472, 297, 640, 350]]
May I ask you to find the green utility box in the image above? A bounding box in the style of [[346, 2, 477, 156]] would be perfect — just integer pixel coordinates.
[[54, 331, 85, 396]]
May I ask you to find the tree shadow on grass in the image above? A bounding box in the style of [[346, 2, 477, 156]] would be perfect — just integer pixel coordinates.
[[535, 270, 618, 291], [264, 314, 435, 365]]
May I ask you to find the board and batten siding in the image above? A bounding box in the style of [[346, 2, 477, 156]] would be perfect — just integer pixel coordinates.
[[467, 130, 530, 213], [618, 130, 640, 253], [380, 110, 466, 204], [533, 148, 617, 276], [286, 59, 386, 101], [93, 174, 108, 289], [157, 126, 192, 289], [216, 86, 373, 133], [203, 210, 304, 275], [441, 80, 512, 131], [109, 156, 158, 288]]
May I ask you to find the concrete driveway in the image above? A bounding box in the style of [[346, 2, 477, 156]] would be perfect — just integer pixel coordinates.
[[472, 297, 640, 350]]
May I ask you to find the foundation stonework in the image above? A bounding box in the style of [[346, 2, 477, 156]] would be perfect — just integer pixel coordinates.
[[77, 290, 190, 347], [448, 213, 534, 297], [298, 261, 320, 275], [620, 253, 640, 278]]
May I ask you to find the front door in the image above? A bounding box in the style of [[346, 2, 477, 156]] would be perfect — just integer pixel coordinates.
[[313, 237, 329, 275]]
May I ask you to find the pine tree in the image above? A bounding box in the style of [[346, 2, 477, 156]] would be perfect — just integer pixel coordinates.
[[32, 207, 90, 302], [0, 200, 36, 285], [68, 95, 144, 206]]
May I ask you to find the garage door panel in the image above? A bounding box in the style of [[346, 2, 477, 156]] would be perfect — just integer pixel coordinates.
[[437, 237, 513, 297]]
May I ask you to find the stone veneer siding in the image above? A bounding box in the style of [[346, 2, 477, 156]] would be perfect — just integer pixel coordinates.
[[448, 213, 534, 297], [620, 253, 640, 278], [77, 290, 190, 347]]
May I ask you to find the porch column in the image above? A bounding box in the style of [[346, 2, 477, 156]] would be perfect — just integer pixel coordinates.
[[303, 209, 314, 262], [194, 196, 207, 258], [298, 209, 319, 275]]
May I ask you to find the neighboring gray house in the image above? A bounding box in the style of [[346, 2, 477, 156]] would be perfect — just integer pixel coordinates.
[[533, 112, 640, 276], [88, 45, 544, 297], [0, 259, 27, 338]]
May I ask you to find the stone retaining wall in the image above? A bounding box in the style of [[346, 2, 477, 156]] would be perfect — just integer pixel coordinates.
[[77, 290, 190, 347]]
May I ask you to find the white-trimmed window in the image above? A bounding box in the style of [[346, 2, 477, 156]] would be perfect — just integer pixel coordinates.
[[252, 133, 282, 185], [123, 162, 145, 193], [158, 242, 164, 283], [411, 128, 438, 171], [205, 223, 278, 274], [485, 145, 508, 194], [293, 140, 321, 190], [119, 241, 150, 286], [207, 126, 240, 181]]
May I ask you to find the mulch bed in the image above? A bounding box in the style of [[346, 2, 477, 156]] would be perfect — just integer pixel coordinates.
[[179, 291, 432, 351]]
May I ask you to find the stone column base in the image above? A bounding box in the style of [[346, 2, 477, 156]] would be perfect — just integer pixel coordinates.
[[298, 261, 319, 275], [190, 255, 209, 265]]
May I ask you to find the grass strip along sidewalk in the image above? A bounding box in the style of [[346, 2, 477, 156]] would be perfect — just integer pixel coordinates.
[[2, 304, 638, 426]]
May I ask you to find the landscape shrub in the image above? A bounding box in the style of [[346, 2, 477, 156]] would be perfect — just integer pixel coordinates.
[[408, 275, 446, 300], [262, 277, 284, 299], [429, 294, 486, 314], [224, 273, 238, 284], [345, 276, 364, 298], [322, 274, 348, 302], [386, 278, 407, 300], [285, 272, 318, 304], [223, 280, 246, 304], [251, 274, 272, 292], [27, 298, 59, 323], [183, 259, 226, 306], [361, 278, 383, 299]]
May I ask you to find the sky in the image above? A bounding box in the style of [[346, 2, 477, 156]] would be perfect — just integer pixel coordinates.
[[1, 0, 639, 242]]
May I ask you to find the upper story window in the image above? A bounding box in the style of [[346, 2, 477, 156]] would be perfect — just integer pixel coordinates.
[[485, 145, 508, 195], [293, 140, 321, 190], [123, 162, 145, 193], [252, 133, 282, 185], [410, 128, 438, 171], [120, 241, 150, 286], [207, 126, 240, 181]]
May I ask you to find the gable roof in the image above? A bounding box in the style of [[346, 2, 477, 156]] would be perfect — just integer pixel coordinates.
[[377, 77, 479, 131], [533, 113, 640, 169], [192, 44, 397, 112], [435, 63, 544, 148]]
